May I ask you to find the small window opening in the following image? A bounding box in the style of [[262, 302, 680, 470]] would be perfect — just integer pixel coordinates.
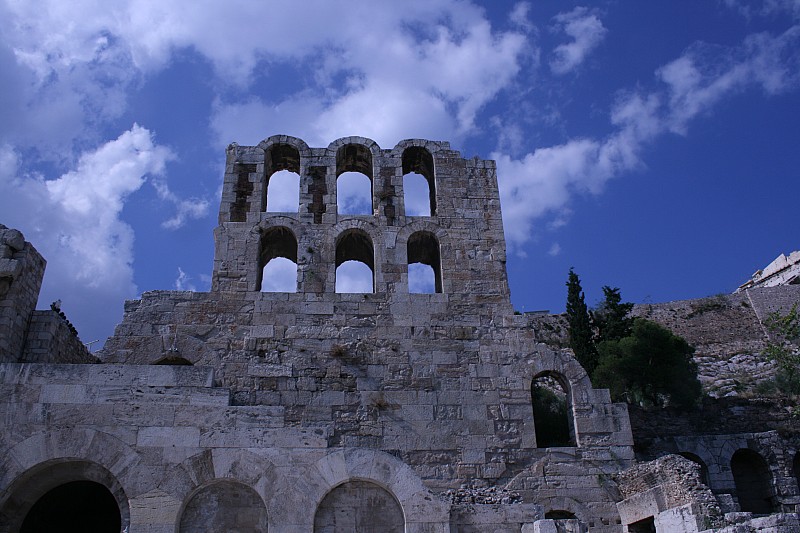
[[337, 172, 372, 215], [793, 452, 800, 492], [545, 510, 576, 520], [402, 147, 435, 216], [731, 448, 776, 514], [678, 452, 711, 487], [21, 481, 121, 533], [266, 170, 300, 212], [264, 143, 300, 212], [407, 231, 441, 293], [628, 516, 656, 533], [336, 229, 374, 293], [336, 144, 373, 215], [403, 173, 431, 216], [532, 373, 575, 448], [258, 227, 298, 292]]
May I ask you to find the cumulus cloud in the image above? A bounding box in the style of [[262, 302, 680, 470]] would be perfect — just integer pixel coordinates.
[[261, 258, 298, 293], [0, 125, 173, 343], [336, 261, 374, 293], [498, 23, 800, 250], [550, 7, 607, 75]]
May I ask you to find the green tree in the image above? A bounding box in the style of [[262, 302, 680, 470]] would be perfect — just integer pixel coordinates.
[[565, 268, 598, 374], [763, 303, 800, 394], [593, 318, 702, 409], [593, 286, 634, 343]]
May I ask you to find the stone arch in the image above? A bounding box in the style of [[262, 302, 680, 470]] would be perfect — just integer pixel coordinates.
[[263, 143, 301, 212], [178, 480, 268, 533], [286, 448, 449, 532], [731, 448, 777, 514], [329, 137, 380, 216], [538, 496, 591, 525], [402, 146, 436, 216], [0, 435, 135, 533], [335, 228, 375, 293], [170, 449, 278, 530], [678, 451, 711, 487], [407, 230, 442, 293], [313, 479, 404, 532], [257, 225, 299, 292], [531, 370, 576, 447], [518, 347, 594, 399]]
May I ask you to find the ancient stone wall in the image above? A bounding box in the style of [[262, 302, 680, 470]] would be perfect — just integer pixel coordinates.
[[0, 225, 45, 362]]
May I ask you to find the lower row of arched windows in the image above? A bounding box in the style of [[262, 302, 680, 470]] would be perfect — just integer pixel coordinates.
[[258, 227, 442, 294], [18, 477, 405, 533]]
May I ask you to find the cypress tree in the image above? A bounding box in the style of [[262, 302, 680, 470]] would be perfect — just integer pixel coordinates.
[[565, 268, 598, 374]]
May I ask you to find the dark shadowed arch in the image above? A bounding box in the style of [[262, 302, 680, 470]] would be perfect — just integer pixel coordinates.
[[731, 448, 776, 514], [532, 371, 575, 448]]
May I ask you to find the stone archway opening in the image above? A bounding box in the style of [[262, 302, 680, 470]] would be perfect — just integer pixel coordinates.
[[731, 448, 776, 514], [1, 460, 129, 533], [21, 480, 120, 533], [314, 480, 404, 533], [531, 372, 576, 448]]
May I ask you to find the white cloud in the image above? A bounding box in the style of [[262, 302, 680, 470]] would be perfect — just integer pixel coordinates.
[[0, 125, 173, 343], [336, 261, 374, 293], [174, 267, 197, 291], [261, 258, 297, 292], [408, 263, 436, 293], [151, 179, 210, 230], [550, 7, 607, 75], [266, 170, 300, 213], [496, 23, 800, 251], [547, 243, 561, 256]]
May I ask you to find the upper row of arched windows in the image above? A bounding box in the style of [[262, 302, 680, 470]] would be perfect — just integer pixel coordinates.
[[261, 143, 437, 217], [258, 227, 442, 294]]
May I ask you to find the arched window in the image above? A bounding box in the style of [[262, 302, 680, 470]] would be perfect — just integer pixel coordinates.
[[678, 452, 711, 487], [264, 144, 300, 212], [180, 481, 267, 533], [731, 449, 776, 514], [314, 481, 404, 533], [22, 481, 121, 533], [532, 372, 575, 448], [3, 460, 130, 533], [407, 231, 441, 293], [402, 147, 435, 216], [258, 227, 298, 292], [336, 144, 373, 215], [335, 229, 374, 293]]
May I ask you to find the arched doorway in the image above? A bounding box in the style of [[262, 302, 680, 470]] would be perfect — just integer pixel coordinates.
[[21, 480, 120, 532], [314, 480, 404, 533], [531, 372, 576, 447], [731, 448, 776, 514], [2, 460, 129, 533]]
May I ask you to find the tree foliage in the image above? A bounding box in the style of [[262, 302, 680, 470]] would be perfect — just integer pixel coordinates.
[[564, 272, 702, 409], [565, 268, 598, 375], [593, 286, 634, 343], [763, 303, 800, 394], [593, 318, 702, 409]]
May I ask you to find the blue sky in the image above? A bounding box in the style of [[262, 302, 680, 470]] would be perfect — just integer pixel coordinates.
[[1, 1, 799, 346]]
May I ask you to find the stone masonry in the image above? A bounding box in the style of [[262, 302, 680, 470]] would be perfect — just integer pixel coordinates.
[[0, 135, 798, 532]]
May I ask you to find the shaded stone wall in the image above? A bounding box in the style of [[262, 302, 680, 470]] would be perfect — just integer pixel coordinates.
[[0, 226, 45, 362]]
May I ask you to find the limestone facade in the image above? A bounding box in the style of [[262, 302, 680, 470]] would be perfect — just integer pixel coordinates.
[[0, 136, 798, 532]]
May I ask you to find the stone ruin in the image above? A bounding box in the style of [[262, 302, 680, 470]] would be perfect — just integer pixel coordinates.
[[0, 135, 798, 532]]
